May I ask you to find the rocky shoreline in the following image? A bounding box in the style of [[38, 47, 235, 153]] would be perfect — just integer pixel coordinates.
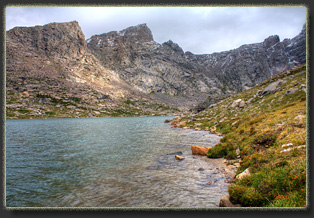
[[164, 64, 307, 207], [166, 117, 242, 207]]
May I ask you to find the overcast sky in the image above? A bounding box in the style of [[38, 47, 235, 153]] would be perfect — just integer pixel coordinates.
[[6, 6, 306, 54]]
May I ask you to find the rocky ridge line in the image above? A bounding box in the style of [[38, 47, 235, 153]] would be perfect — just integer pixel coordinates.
[[6, 21, 306, 118], [87, 23, 306, 110]]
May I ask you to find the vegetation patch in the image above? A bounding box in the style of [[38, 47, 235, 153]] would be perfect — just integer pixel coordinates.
[[171, 63, 307, 207]]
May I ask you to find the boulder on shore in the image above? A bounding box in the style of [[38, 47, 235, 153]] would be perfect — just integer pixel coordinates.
[[219, 196, 242, 207], [236, 168, 251, 180], [191, 145, 212, 156]]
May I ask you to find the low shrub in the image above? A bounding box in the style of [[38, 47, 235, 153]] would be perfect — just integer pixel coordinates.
[[18, 108, 31, 113], [269, 190, 306, 207], [226, 150, 237, 160], [239, 128, 244, 134], [229, 185, 266, 207], [253, 131, 277, 147], [240, 145, 254, 158], [207, 142, 235, 159], [230, 158, 306, 207]]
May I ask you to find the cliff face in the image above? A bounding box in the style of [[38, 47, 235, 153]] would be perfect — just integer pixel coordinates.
[[6, 21, 178, 119], [6, 21, 131, 97], [284, 23, 306, 65], [87, 23, 306, 108], [6, 21, 306, 118], [87, 24, 209, 108]]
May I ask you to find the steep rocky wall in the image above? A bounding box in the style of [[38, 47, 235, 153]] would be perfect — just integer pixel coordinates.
[[6, 21, 135, 102], [87, 23, 306, 109]]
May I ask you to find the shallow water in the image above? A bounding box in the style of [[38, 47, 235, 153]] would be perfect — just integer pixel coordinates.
[[6, 116, 229, 207]]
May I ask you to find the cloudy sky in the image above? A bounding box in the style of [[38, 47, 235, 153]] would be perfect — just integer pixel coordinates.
[[6, 6, 306, 54]]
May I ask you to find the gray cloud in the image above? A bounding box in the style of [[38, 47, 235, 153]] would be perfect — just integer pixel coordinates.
[[6, 6, 306, 54]]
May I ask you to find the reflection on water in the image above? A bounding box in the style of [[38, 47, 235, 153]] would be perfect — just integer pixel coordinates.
[[6, 116, 229, 207]]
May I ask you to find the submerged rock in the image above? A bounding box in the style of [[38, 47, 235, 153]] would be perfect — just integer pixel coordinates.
[[164, 144, 185, 148], [145, 151, 187, 170]]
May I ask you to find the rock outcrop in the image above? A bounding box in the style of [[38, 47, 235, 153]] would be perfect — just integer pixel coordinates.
[[231, 99, 245, 108], [259, 79, 286, 95], [284, 24, 306, 65], [7, 21, 124, 100]]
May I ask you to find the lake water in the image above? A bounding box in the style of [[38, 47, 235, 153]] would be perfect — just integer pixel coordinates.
[[6, 116, 230, 208]]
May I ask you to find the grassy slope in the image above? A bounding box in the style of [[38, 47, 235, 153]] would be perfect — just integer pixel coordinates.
[[171, 64, 307, 207]]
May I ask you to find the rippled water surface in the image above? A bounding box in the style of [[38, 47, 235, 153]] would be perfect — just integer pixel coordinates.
[[6, 116, 229, 207]]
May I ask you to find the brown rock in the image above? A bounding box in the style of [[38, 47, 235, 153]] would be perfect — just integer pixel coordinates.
[[170, 121, 179, 127], [191, 145, 212, 156], [210, 126, 216, 133], [219, 196, 241, 207], [175, 155, 185, 161]]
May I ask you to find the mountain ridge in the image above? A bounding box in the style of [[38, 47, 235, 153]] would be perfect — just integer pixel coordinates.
[[6, 21, 306, 118], [87, 22, 305, 107]]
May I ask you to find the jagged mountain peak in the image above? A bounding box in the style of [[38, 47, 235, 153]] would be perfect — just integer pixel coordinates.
[[122, 23, 154, 43], [263, 35, 280, 49], [7, 20, 86, 58], [162, 40, 185, 54], [86, 23, 154, 46]]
